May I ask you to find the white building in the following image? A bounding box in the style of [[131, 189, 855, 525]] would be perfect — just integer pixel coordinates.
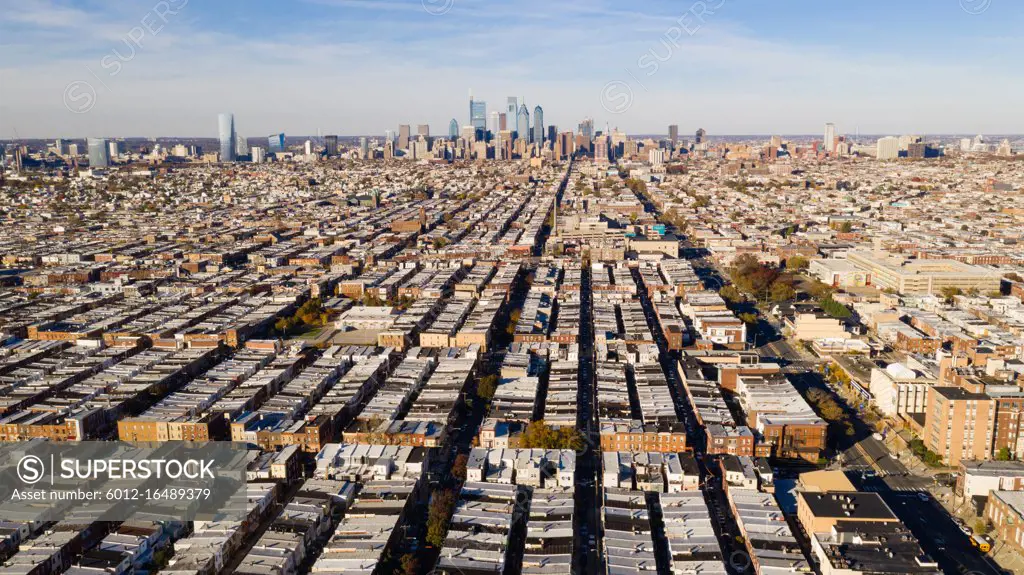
[[876, 136, 900, 160]]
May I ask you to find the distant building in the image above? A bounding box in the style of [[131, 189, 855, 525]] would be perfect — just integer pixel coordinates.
[[668, 124, 678, 146], [218, 112, 236, 162], [359, 137, 369, 159], [516, 104, 530, 143], [506, 96, 518, 131], [417, 124, 430, 138], [325, 135, 338, 156], [499, 112, 507, 131], [107, 141, 119, 160], [398, 124, 411, 149], [823, 123, 836, 154], [532, 105, 544, 145], [876, 136, 900, 160], [448, 118, 459, 139], [87, 137, 109, 168], [251, 146, 265, 163], [267, 133, 285, 154], [695, 127, 706, 145]]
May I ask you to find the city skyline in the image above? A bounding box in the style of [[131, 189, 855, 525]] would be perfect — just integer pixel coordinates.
[[2, 0, 1024, 138]]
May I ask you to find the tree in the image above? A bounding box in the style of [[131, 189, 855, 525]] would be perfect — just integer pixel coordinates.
[[516, 421, 585, 450], [719, 285, 743, 304], [820, 295, 852, 319], [477, 374, 499, 401], [996, 446, 1012, 461], [807, 280, 835, 300], [839, 221, 853, 233], [770, 282, 796, 303], [399, 554, 420, 575], [939, 286, 963, 303], [1006, 272, 1023, 283], [426, 488, 456, 547], [787, 255, 810, 270], [452, 453, 469, 481], [507, 309, 522, 335], [738, 312, 758, 325]]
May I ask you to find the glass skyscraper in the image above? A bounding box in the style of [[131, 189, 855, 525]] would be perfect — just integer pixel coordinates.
[[449, 119, 459, 139], [516, 104, 530, 143], [268, 133, 285, 153], [218, 113, 236, 162], [533, 106, 544, 144], [87, 137, 109, 167], [470, 99, 487, 132]]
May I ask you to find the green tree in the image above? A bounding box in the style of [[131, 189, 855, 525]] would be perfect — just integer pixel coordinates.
[[426, 489, 456, 547], [738, 312, 758, 325], [719, 285, 743, 304], [787, 255, 810, 270], [770, 282, 796, 303], [839, 221, 853, 233], [939, 286, 963, 303], [996, 447, 1012, 461], [477, 374, 499, 401]]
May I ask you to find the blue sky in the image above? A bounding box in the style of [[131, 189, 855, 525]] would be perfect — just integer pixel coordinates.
[[1, 0, 1022, 138]]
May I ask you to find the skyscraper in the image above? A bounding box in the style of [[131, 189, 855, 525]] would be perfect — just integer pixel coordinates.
[[824, 123, 836, 154], [398, 125, 411, 149], [668, 125, 678, 146], [218, 113, 236, 162], [470, 98, 487, 132], [325, 135, 338, 157], [107, 141, 119, 159], [449, 119, 459, 139], [579, 117, 594, 141], [516, 104, 530, 143], [268, 134, 285, 153], [695, 128, 706, 145], [532, 106, 544, 145], [87, 138, 109, 168], [547, 125, 557, 144], [499, 113, 507, 131], [418, 124, 430, 138], [360, 137, 369, 158], [506, 97, 518, 131], [489, 112, 500, 136]]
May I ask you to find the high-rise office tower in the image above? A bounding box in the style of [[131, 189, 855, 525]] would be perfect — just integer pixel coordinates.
[[449, 119, 459, 139], [236, 134, 248, 157], [304, 140, 312, 156], [360, 137, 369, 158], [516, 104, 530, 143], [268, 134, 285, 154], [107, 141, 119, 159], [489, 112, 500, 136], [824, 123, 836, 154], [251, 147, 265, 163], [506, 97, 518, 132], [499, 113, 507, 131], [532, 106, 544, 145], [547, 125, 557, 144], [668, 124, 678, 146], [398, 125, 411, 149], [218, 113, 236, 162], [325, 135, 338, 156], [87, 138, 109, 167], [470, 98, 487, 131], [579, 117, 594, 141], [695, 128, 706, 145], [418, 124, 430, 138]]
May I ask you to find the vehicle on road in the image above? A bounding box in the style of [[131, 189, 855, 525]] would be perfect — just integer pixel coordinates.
[[917, 492, 929, 502], [970, 534, 991, 552]]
